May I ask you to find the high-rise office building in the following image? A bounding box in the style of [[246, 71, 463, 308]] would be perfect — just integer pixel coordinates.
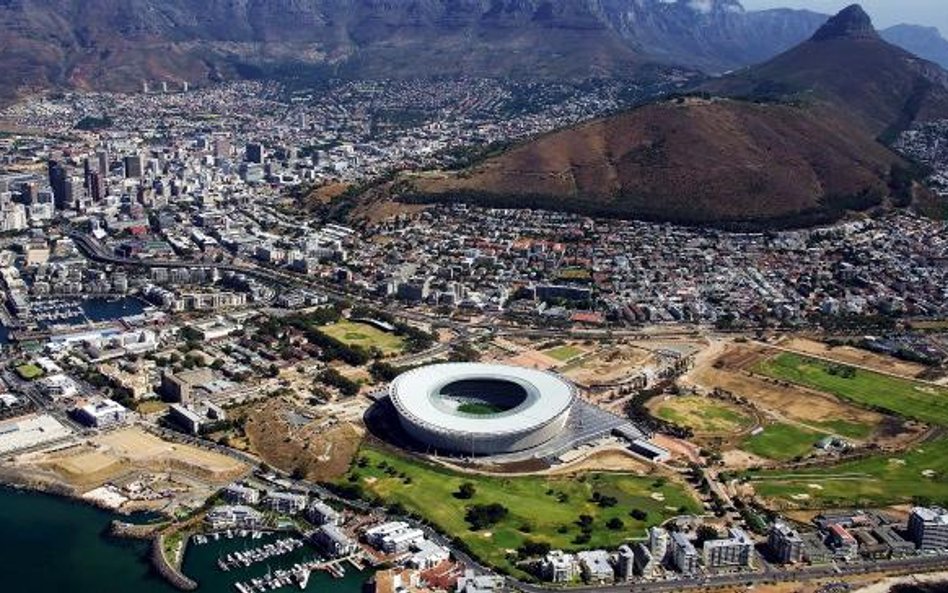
[[96, 149, 109, 178], [124, 154, 144, 178], [245, 143, 264, 164], [47, 159, 68, 209]]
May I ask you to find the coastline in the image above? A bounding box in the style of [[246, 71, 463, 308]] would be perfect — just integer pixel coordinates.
[[152, 534, 198, 592], [0, 475, 197, 591]]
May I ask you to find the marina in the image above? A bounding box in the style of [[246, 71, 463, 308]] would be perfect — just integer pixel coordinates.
[[217, 537, 305, 570], [0, 487, 371, 592], [183, 528, 371, 592]]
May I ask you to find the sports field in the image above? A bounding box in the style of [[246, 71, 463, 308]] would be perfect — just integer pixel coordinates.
[[754, 352, 948, 426], [543, 344, 586, 363], [741, 423, 819, 461], [748, 437, 948, 508], [15, 363, 44, 380], [342, 445, 699, 574], [457, 402, 505, 415], [654, 396, 754, 435], [320, 321, 405, 355]]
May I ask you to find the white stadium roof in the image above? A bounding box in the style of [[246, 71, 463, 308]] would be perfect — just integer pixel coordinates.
[[389, 363, 575, 437]]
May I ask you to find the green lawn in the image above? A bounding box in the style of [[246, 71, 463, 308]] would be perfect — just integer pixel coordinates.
[[748, 438, 948, 508], [15, 364, 44, 380], [543, 345, 586, 362], [655, 396, 754, 434], [754, 352, 948, 426], [810, 419, 874, 440], [342, 446, 699, 574], [741, 423, 819, 461], [457, 402, 506, 415], [320, 321, 405, 355]]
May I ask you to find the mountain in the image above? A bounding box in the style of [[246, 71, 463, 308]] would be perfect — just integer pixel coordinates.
[[369, 5, 946, 229], [703, 4, 948, 138], [883, 25, 948, 70], [387, 99, 902, 228], [0, 0, 827, 101]]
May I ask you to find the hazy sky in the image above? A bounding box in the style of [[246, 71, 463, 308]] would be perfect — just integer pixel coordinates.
[[741, 0, 948, 36]]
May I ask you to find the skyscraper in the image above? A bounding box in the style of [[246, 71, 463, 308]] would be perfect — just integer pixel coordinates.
[[245, 143, 264, 164], [47, 159, 68, 210], [124, 154, 143, 178]]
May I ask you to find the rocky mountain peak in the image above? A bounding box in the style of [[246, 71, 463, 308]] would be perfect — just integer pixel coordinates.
[[810, 4, 879, 42]]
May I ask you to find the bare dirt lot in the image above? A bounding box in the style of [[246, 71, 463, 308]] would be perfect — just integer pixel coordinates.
[[38, 428, 247, 487], [2, 427, 248, 511], [685, 343, 882, 425], [779, 337, 928, 378], [560, 344, 653, 386], [504, 350, 559, 370], [245, 398, 365, 481], [548, 448, 654, 475]]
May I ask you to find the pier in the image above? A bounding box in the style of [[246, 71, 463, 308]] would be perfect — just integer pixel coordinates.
[[231, 553, 367, 592], [217, 537, 305, 571]]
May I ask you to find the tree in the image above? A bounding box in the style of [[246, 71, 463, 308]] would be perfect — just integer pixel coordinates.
[[630, 509, 648, 521], [465, 503, 508, 530], [696, 524, 720, 546], [517, 540, 551, 558], [606, 517, 625, 531], [455, 482, 476, 500]]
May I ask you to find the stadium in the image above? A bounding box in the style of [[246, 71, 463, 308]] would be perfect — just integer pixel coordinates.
[[388, 363, 577, 456]]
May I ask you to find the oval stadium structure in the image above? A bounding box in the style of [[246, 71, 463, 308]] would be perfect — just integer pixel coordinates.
[[388, 363, 576, 455]]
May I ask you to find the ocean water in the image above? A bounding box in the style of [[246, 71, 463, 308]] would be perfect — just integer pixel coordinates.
[[0, 487, 369, 593]]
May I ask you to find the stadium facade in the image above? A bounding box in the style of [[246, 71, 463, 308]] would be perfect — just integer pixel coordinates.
[[388, 363, 577, 455]]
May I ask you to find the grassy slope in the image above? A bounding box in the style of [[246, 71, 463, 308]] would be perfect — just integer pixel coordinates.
[[754, 352, 948, 426], [343, 446, 699, 573], [749, 438, 948, 508], [741, 423, 819, 461], [747, 352, 948, 507], [655, 396, 754, 434]]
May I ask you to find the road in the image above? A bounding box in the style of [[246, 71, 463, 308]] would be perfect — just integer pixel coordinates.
[[515, 555, 948, 593]]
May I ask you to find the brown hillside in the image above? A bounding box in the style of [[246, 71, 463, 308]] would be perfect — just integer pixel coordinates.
[[399, 99, 900, 227]]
